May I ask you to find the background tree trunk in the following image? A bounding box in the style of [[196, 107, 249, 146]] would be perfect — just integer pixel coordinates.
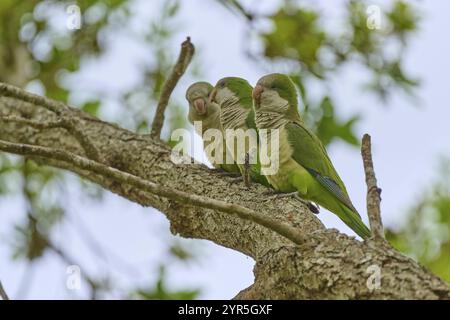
[[1, 85, 449, 299]]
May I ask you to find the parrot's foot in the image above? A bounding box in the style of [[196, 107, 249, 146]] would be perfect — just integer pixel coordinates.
[[227, 175, 251, 188], [267, 191, 299, 199], [209, 168, 225, 173], [224, 173, 242, 177], [262, 189, 280, 196], [306, 202, 320, 214], [264, 191, 320, 213], [218, 171, 242, 178], [210, 168, 241, 178], [228, 176, 244, 184]]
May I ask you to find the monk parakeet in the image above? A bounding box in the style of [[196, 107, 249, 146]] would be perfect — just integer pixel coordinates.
[[252, 73, 371, 239], [210, 77, 271, 188], [186, 81, 240, 174]]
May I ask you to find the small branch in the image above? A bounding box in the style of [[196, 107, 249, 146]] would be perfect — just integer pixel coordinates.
[[361, 134, 385, 240], [0, 82, 67, 115], [0, 281, 9, 300], [150, 37, 195, 138], [0, 116, 102, 162], [0, 139, 307, 246]]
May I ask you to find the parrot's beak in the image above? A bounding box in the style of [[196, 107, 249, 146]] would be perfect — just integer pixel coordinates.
[[193, 98, 207, 115], [209, 88, 217, 104], [252, 84, 264, 105]]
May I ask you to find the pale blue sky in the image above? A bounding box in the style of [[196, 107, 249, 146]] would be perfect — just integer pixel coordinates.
[[1, 0, 449, 299]]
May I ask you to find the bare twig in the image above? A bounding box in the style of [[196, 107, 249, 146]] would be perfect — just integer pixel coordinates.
[[0, 83, 67, 115], [0, 116, 102, 162], [361, 134, 385, 240], [0, 139, 307, 246], [150, 37, 195, 138], [0, 281, 9, 300]]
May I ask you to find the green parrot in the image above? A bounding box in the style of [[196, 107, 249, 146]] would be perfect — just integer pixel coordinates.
[[186, 81, 240, 174], [210, 77, 271, 188], [252, 73, 371, 239]]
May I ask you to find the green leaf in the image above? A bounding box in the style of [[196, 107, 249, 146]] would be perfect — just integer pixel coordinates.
[[262, 8, 326, 74], [315, 96, 360, 147], [82, 101, 101, 116]]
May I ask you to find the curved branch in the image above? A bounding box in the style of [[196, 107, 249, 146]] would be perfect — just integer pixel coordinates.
[[361, 134, 385, 240], [0, 139, 307, 246], [0, 82, 68, 115], [150, 37, 195, 138], [1, 83, 450, 299]]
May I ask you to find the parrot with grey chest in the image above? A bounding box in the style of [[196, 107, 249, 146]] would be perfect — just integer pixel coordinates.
[[210, 77, 271, 188], [252, 73, 371, 239], [186, 81, 240, 174]]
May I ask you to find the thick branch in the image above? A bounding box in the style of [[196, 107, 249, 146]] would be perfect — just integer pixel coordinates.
[[150, 37, 195, 138], [1, 84, 450, 299], [0, 115, 101, 161], [361, 134, 385, 240], [0, 139, 307, 246]]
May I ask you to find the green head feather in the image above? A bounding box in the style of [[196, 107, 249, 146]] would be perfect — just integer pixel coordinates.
[[257, 73, 298, 107], [214, 77, 253, 109]]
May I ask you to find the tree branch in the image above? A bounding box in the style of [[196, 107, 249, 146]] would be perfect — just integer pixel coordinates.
[[0, 115, 63, 129], [0, 115, 101, 162], [0, 281, 9, 300], [361, 134, 385, 241], [150, 37, 195, 138], [0, 139, 307, 246], [1, 83, 450, 299], [0, 83, 67, 115]]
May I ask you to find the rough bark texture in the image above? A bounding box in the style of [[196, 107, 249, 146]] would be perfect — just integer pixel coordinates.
[[1, 90, 450, 299]]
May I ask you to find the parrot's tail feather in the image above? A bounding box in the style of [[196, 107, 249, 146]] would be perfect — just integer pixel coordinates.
[[341, 206, 371, 239]]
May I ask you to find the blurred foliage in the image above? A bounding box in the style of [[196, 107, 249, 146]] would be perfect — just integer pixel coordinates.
[[387, 159, 450, 283], [11, 160, 64, 261], [0, 0, 197, 299], [263, 8, 326, 75], [131, 266, 200, 300], [131, 240, 201, 299], [221, 0, 419, 146]]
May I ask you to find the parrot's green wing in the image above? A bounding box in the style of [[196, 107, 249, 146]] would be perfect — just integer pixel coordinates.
[[245, 107, 271, 187], [285, 122, 357, 213]]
